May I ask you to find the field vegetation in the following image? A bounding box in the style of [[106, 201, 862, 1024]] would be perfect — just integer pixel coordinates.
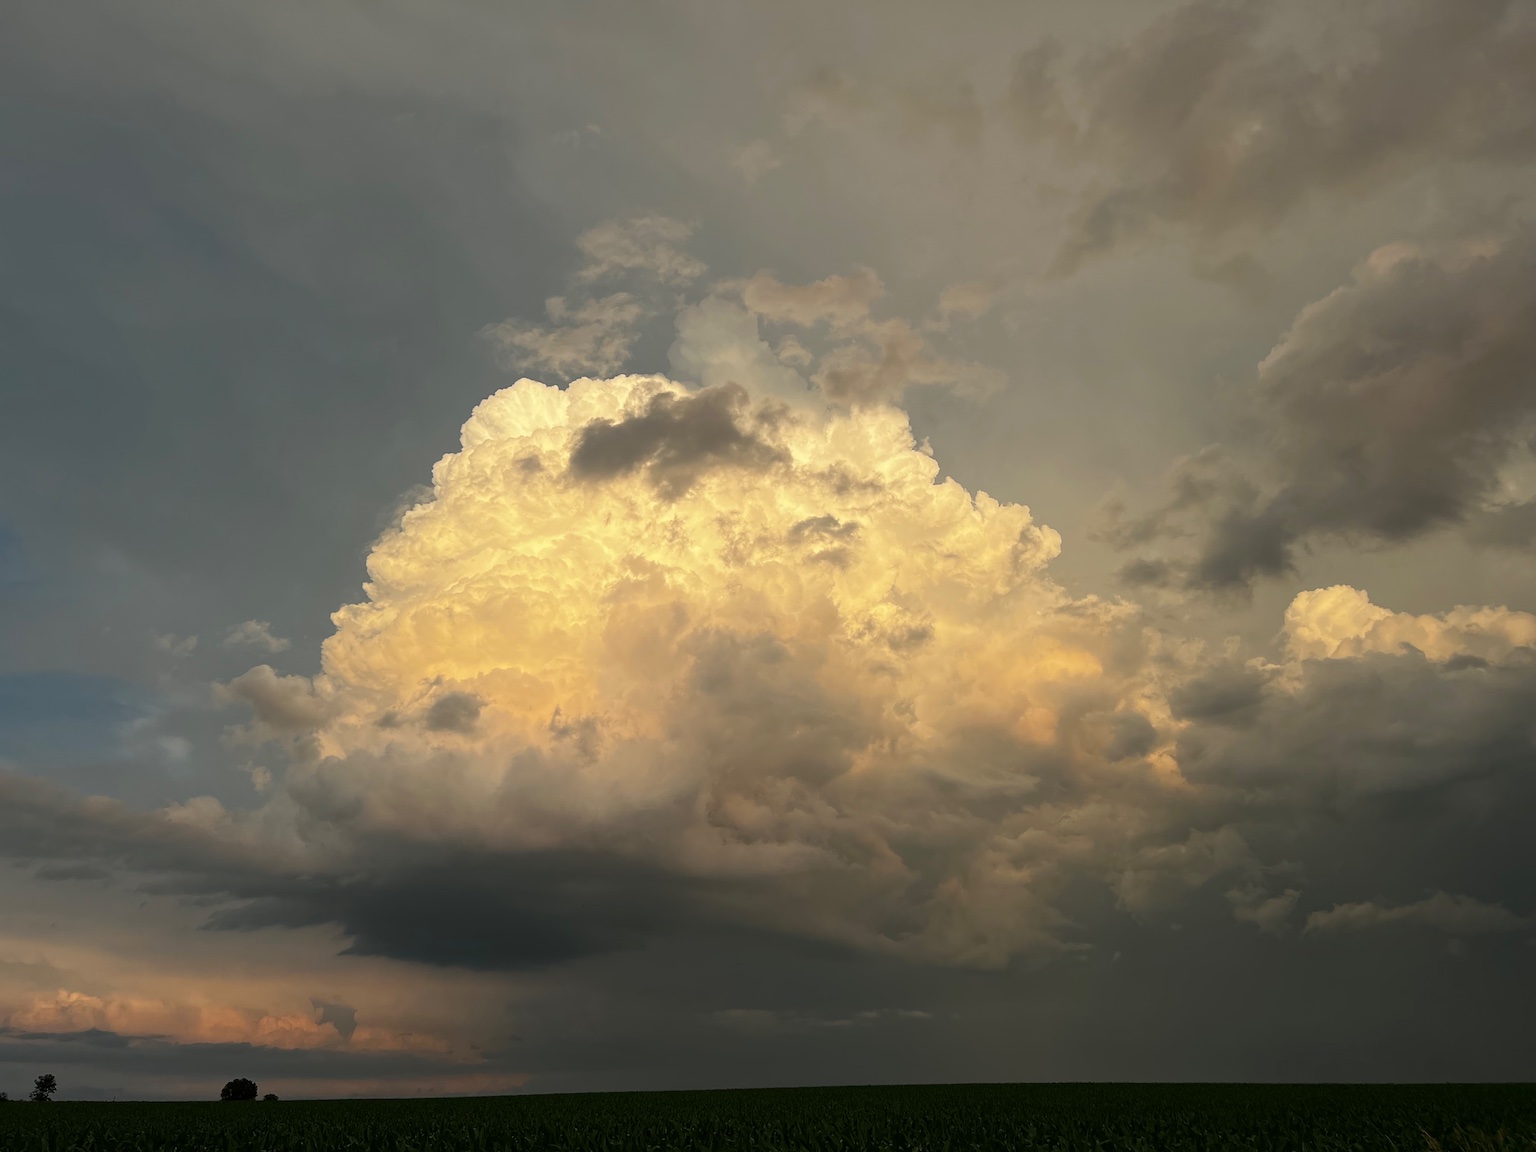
[[1, 1083, 1533, 1151]]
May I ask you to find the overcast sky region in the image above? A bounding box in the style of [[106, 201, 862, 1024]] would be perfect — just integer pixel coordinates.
[[3, 0, 1536, 1100]]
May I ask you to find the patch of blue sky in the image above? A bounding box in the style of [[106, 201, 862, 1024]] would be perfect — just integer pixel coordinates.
[[0, 671, 158, 765], [0, 522, 31, 589]]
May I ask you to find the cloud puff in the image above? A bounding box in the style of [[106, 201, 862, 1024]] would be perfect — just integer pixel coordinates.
[[933, 282, 997, 325], [724, 271, 1001, 405], [1103, 233, 1536, 589], [482, 294, 646, 380], [1227, 885, 1301, 936], [573, 216, 706, 285], [214, 665, 331, 758], [222, 620, 291, 653], [1305, 892, 1529, 936], [480, 216, 705, 382], [741, 269, 886, 329], [669, 297, 815, 402], [1008, 0, 1536, 272], [154, 633, 197, 658], [1284, 585, 1536, 663], [730, 140, 782, 184]]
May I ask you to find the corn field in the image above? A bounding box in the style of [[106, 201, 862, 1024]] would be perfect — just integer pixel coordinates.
[[2, 1084, 1534, 1152]]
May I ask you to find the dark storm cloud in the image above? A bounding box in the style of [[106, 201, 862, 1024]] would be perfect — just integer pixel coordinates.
[[1167, 662, 1269, 726], [569, 384, 783, 497], [1007, 0, 1536, 272], [1180, 648, 1536, 803], [1104, 232, 1536, 590], [201, 849, 695, 971], [0, 771, 703, 972]]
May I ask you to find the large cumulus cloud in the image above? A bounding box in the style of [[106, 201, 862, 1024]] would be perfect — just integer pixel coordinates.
[[238, 374, 1202, 967]]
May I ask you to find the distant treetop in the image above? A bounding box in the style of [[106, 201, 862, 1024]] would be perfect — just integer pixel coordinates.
[[220, 1078, 259, 1102]]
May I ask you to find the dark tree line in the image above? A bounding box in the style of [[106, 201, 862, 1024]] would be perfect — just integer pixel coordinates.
[[0, 1075, 58, 1102], [1, 1074, 282, 1103]]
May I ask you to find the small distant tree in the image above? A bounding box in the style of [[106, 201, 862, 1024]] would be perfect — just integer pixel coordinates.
[[220, 1078, 259, 1102], [29, 1075, 57, 1103], [0, 1091, 9, 1102], [262, 1094, 279, 1102]]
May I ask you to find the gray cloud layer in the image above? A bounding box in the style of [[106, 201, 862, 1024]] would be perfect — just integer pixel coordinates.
[[1010, 0, 1536, 272], [1103, 232, 1536, 589]]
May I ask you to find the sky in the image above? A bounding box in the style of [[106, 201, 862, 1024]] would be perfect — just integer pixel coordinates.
[[2, 0, 1536, 1100]]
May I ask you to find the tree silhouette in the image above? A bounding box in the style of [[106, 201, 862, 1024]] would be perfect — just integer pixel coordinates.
[[29, 1075, 57, 1103], [220, 1078, 259, 1102], [263, 1094, 279, 1102]]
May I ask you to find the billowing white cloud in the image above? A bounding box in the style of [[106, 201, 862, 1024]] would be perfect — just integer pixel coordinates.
[[1284, 585, 1536, 663]]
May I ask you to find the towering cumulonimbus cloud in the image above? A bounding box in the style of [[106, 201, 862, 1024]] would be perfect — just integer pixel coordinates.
[[262, 374, 1193, 967]]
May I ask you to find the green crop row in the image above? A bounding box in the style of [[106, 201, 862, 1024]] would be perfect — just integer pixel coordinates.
[[1, 1083, 1533, 1152]]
